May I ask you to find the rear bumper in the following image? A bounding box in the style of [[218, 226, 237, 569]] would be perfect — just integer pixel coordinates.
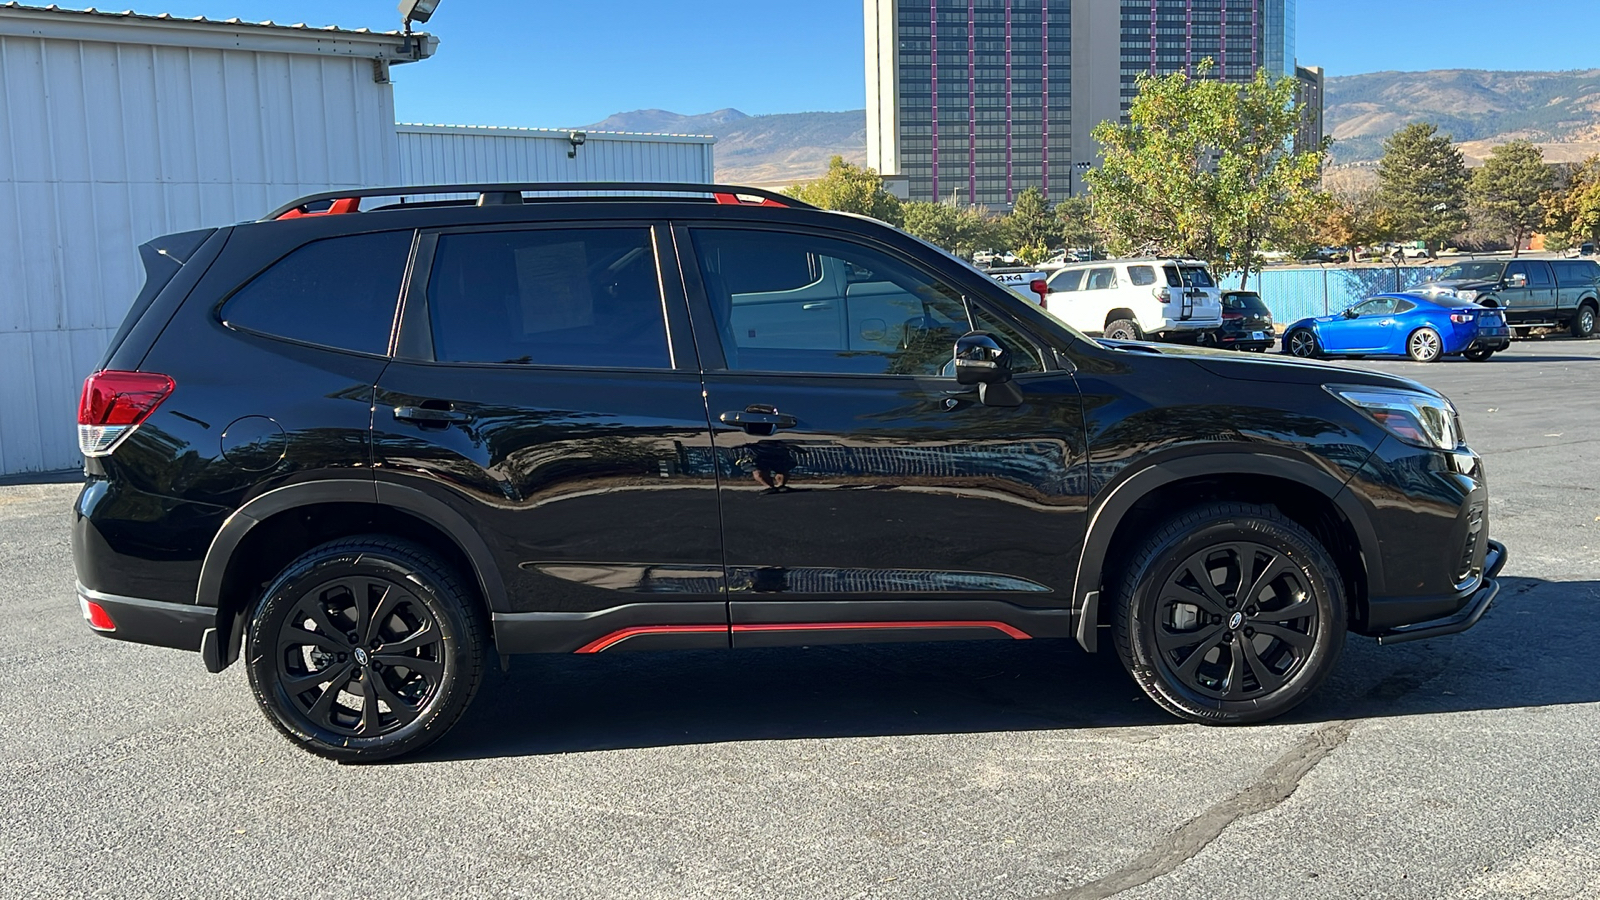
[[77, 583, 218, 661], [1152, 318, 1222, 332], [1374, 539, 1506, 645]]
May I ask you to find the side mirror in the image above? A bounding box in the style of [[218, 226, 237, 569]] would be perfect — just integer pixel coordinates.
[[953, 331, 1023, 407], [1343, 308, 1359, 319], [1507, 273, 1528, 288], [1029, 279, 1049, 303]]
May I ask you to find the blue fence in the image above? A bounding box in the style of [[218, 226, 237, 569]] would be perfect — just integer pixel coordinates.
[[1219, 265, 1446, 324]]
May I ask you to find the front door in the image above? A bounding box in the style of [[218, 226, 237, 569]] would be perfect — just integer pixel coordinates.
[[678, 223, 1090, 646], [1329, 296, 1401, 352], [373, 222, 727, 653]]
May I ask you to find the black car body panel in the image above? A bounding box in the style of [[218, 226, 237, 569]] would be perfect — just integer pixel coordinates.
[[73, 185, 1504, 680]]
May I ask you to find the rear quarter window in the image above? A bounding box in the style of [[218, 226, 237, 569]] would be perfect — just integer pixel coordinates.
[[221, 231, 413, 355], [1127, 265, 1156, 286]]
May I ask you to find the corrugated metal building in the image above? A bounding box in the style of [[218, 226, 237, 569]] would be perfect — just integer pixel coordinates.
[[0, 4, 433, 475], [0, 5, 716, 476], [397, 124, 715, 186]]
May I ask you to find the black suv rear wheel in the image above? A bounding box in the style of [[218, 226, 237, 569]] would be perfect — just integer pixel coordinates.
[[1113, 502, 1346, 724], [244, 537, 486, 762]]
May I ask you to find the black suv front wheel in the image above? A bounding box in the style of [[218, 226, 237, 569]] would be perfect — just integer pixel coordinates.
[[1113, 503, 1346, 724], [244, 537, 486, 762]]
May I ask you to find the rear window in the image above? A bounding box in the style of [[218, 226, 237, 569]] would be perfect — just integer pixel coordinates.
[[1552, 260, 1600, 285], [1222, 292, 1269, 312], [1178, 266, 1215, 287], [222, 231, 413, 355]]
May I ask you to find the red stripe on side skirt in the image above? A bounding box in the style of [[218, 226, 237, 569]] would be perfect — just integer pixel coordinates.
[[574, 625, 728, 654], [734, 621, 1031, 640]]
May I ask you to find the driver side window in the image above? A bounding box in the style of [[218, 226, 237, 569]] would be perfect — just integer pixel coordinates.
[[691, 229, 972, 376]]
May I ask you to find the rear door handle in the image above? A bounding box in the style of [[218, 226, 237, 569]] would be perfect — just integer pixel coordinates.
[[394, 405, 473, 425]]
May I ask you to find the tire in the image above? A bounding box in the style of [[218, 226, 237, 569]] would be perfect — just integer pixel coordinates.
[[1285, 329, 1320, 358], [244, 537, 486, 762], [1463, 347, 1495, 362], [1573, 303, 1597, 339], [1104, 318, 1143, 341], [1112, 502, 1347, 725], [1406, 327, 1443, 362]]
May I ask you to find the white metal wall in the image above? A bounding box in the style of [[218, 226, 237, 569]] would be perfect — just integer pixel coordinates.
[[396, 125, 715, 187], [0, 35, 399, 475]]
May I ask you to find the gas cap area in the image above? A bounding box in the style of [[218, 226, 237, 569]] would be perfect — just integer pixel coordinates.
[[220, 416, 287, 472]]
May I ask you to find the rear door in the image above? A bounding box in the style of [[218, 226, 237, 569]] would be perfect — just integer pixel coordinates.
[[373, 222, 728, 652], [678, 222, 1091, 646]]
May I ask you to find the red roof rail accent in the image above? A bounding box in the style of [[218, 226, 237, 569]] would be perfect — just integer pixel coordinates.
[[275, 197, 361, 220], [714, 192, 788, 208]]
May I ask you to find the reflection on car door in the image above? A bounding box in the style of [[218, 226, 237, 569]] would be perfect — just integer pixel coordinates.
[[372, 223, 729, 652], [679, 223, 1091, 645], [1327, 297, 1395, 352]]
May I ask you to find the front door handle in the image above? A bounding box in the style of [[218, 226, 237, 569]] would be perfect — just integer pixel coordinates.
[[394, 405, 473, 425], [719, 406, 797, 434]]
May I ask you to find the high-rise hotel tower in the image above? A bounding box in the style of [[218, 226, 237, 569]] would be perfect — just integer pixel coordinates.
[[865, 0, 1311, 207]]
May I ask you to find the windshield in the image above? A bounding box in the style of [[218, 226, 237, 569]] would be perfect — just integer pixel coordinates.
[[1438, 261, 1505, 283]]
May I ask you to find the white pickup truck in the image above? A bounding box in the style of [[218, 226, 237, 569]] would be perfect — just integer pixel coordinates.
[[987, 267, 1050, 305]]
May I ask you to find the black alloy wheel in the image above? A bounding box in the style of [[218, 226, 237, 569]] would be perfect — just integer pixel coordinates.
[[1113, 502, 1346, 724], [1407, 327, 1442, 362], [1286, 329, 1320, 358], [245, 538, 485, 762]]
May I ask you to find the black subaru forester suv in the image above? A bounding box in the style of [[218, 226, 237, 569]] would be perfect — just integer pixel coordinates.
[[75, 183, 1506, 761]]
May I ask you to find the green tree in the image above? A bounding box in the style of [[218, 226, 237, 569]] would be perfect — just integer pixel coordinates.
[[1053, 196, 1101, 251], [1002, 186, 1059, 262], [900, 201, 1002, 258], [1376, 122, 1469, 256], [784, 156, 903, 226], [1468, 141, 1551, 258], [1087, 62, 1328, 288], [1544, 154, 1600, 250]]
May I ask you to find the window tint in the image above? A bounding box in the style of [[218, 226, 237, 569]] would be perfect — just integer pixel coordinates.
[[1048, 268, 1084, 292], [222, 231, 412, 355], [1222, 292, 1268, 312], [1393, 299, 1416, 314], [1085, 267, 1117, 290], [1127, 265, 1156, 286], [1162, 265, 1183, 287], [1551, 261, 1595, 285], [427, 228, 670, 368], [1505, 262, 1530, 284], [691, 228, 974, 376], [1178, 266, 1216, 287], [1527, 262, 1553, 287], [1351, 297, 1396, 317]]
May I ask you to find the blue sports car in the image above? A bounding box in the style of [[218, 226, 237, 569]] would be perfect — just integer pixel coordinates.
[[1282, 292, 1512, 362]]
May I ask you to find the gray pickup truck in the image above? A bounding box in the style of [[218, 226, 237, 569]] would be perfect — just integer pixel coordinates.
[[1417, 259, 1599, 338]]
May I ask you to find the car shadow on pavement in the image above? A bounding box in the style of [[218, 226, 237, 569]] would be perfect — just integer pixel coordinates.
[[414, 576, 1600, 762]]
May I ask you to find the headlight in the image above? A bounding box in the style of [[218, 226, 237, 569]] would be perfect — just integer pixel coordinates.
[[1327, 386, 1462, 449], [1457, 289, 1478, 301]]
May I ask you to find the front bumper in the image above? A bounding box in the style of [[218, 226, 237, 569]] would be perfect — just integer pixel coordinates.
[[1374, 539, 1506, 645]]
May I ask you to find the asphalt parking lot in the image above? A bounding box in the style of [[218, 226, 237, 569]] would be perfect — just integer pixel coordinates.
[[3, 338, 1598, 900]]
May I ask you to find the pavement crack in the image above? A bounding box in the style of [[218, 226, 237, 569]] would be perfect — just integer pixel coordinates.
[[1034, 720, 1356, 900]]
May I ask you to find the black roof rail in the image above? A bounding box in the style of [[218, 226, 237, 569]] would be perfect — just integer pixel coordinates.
[[260, 182, 816, 221]]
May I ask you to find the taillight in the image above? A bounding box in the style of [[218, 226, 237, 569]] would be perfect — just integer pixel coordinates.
[[1450, 313, 1474, 324], [77, 370, 174, 457], [1154, 286, 1172, 302]]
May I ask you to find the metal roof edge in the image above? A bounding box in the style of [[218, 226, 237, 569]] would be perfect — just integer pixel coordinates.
[[0, 4, 436, 62], [395, 123, 717, 144]]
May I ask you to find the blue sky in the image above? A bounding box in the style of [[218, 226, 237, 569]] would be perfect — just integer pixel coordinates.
[[119, 1, 1600, 127]]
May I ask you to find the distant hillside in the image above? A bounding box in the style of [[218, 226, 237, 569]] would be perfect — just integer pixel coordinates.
[[1326, 69, 1600, 166], [581, 108, 866, 185]]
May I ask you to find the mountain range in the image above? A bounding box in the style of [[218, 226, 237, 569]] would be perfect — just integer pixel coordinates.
[[584, 69, 1600, 185]]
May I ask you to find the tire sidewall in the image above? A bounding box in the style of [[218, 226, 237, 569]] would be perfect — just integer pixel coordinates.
[[245, 547, 475, 760], [1105, 319, 1140, 341], [1122, 512, 1345, 723]]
